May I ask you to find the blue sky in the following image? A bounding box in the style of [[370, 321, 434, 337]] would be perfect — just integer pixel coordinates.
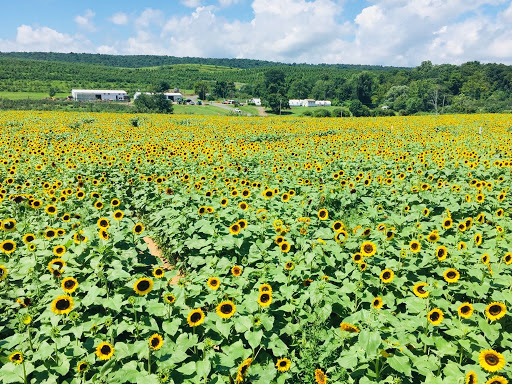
[[1, 0, 511, 66]]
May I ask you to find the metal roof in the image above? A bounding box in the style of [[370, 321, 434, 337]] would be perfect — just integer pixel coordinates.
[[71, 89, 127, 94]]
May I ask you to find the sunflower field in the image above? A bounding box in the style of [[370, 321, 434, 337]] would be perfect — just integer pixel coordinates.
[[0, 111, 511, 384]]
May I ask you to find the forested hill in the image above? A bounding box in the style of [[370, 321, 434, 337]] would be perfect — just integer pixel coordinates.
[[0, 53, 511, 115], [0, 52, 399, 70]]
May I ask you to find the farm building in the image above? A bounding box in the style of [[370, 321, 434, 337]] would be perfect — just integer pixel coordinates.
[[133, 92, 183, 102], [302, 99, 316, 107], [315, 100, 332, 107], [248, 98, 262, 106], [289, 99, 302, 107], [289, 99, 333, 107], [71, 89, 127, 102]]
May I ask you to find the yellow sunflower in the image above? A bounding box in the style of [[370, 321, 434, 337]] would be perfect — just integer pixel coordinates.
[[443, 268, 460, 283], [132, 222, 144, 235], [0, 265, 7, 282], [153, 267, 165, 279], [409, 240, 421, 253], [372, 297, 383, 309], [360, 241, 377, 257], [216, 300, 236, 319], [465, 371, 477, 384], [9, 351, 23, 364], [427, 308, 444, 326], [413, 282, 429, 298], [485, 376, 508, 384], [51, 295, 74, 315], [315, 369, 327, 384], [96, 342, 115, 360], [458, 303, 474, 319], [187, 308, 205, 327], [258, 292, 272, 307], [340, 322, 360, 333], [380, 269, 394, 284], [275, 357, 291, 372], [133, 277, 153, 295], [231, 266, 243, 276], [485, 302, 506, 321], [148, 333, 164, 350], [62, 277, 79, 294], [0, 240, 16, 254], [479, 349, 506, 372], [207, 277, 221, 290]]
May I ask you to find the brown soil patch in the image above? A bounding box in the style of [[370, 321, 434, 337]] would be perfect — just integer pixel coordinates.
[[144, 236, 181, 285]]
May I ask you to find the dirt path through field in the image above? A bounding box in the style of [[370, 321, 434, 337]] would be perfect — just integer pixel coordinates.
[[144, 236, 181, 285], [256, 107, 267, 116]]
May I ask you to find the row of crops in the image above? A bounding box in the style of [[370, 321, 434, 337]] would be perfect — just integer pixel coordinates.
[[0, 111, 511, 383]]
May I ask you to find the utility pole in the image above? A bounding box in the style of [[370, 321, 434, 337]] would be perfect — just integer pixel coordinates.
[[279, 100, 282, 116]]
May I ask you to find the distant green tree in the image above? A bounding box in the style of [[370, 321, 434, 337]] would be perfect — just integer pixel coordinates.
[[349, 99, 370, 117], [194, 81, 209, 100], [153, 81, 171, 93], [265, 94, 289, 114], [134, 93, 173, 114], [49, 87, 56, 98], [355, 72, 374, 106]]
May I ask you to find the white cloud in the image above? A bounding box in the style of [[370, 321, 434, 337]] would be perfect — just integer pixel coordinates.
[[74, 9, 96, 31], [97, 45, 118, 54], [1, 1, 512, 65], [135, 8, 164, 28], [182, 0, 202, 7], [109, 12, 129, 25], [218, 0, 240, 6], [0, 25, 93, 52]]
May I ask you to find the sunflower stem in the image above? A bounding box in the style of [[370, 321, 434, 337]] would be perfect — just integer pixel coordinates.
[[148, 347, 151, 375], [27, 325, 34, 352], [22, 358, 27, 384], [54, 340, 59, 364]]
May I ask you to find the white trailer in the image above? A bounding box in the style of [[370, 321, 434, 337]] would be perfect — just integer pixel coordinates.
[[71, 89, 127, 101]]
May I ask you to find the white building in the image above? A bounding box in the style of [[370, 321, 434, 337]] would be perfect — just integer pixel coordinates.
[[72, 89, 127, 102], [289, 99, 333, 107], [315, 100, 332, 107], [302, 99, 316, 107], [133, 92, 183, 102], [248, 98, 261, 106]]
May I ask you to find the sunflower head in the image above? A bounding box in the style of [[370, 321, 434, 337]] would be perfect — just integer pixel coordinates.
[[380, 269, 394, 284], [372, 297, 383, 309], [360, 241, 376, 257], [340, 322, 360, 333], [216, 300, 236, 319], [258, 292, 272, 307], [207, 277, 220, 290], [51, 295, 74, 315], [443, 268, 460, 283], [187, 308, 205, 327], [9, 351, 23, 364], [413, 282, 429, 298], [77, 361, 89, 373], [458, 303, 474, 319], [231, 265, 242, 276], [479, 349, 506, 372], [427, 308, 444, 325], [149, 333, 164, 350], [133, 223, 144, 235], [134, 277, 153, 295], [153, 267, 165, 279], [485, 302, 507, 321], [62, 277, 79, 294], [96, 342, 115, 360], [163, 293, 176, 304], [275, 357, 291, 372]]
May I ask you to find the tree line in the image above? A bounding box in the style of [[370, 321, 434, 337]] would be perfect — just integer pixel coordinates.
[[0, 55, 511, 115]]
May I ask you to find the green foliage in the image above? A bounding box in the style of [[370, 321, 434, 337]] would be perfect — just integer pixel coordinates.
[[134, 94, 173, 114]]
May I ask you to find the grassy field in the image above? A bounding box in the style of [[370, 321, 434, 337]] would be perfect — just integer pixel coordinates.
[[0, 91, 70, 100]]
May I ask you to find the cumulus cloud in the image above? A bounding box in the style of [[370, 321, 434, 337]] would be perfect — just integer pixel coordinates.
[[1, 1, 512, 65], [135, 8, 164, 28], [218, 0, 240, 6], [109, 12, 129, 25], [74, 9, 96, 31], [181, 0, 202, 7], [0, 25, 93, 53]]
